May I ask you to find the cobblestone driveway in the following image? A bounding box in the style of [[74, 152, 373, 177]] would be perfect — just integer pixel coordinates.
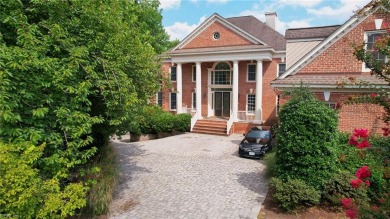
[[109, 133, 268, 219]]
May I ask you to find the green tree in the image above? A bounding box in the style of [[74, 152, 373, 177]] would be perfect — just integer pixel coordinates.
[[275, 87, 339, 190], [0, 0, 169, 217]]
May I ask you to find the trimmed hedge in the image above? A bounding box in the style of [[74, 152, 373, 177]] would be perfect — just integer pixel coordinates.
[[128, 105, 191, 135], [275, 87, 339, 190]]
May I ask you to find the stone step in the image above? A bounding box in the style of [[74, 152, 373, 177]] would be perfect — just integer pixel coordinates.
[[192, 119, 229, 136]]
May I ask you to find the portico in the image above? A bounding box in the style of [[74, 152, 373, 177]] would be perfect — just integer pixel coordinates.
[[171, 46, 271, 124], [160, 12, 286, 134]]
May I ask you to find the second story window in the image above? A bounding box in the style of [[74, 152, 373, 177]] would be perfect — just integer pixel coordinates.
[[366, 32, 386, 65], [247, 64, 256, 81], [170, 66, 177, 81], [278, 63, 286, 77]]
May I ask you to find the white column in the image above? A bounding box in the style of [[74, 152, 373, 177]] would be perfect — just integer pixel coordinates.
[[254, 60, 263, 124], [176, 63, 182, 114], [196, 62, 202, 119], [232, 61, 239, 122]]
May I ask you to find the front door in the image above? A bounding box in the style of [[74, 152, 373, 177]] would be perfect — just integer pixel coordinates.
[[214, 92, 231, 117]]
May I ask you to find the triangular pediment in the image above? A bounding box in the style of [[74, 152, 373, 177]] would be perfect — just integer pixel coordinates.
[[172, 13, 266, 51]]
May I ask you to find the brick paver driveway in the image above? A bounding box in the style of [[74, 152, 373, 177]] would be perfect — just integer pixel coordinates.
[[109, 133, 268, 219]]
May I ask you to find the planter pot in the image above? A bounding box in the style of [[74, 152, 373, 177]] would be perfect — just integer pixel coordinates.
[[157, 132, 173, 139], [130, 133, 156, 142]]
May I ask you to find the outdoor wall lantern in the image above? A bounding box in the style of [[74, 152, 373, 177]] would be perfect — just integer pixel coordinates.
[[323, 91, 331, 101]]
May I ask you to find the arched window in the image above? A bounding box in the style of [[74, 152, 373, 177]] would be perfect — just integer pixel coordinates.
[[212, 62, 232, 85]]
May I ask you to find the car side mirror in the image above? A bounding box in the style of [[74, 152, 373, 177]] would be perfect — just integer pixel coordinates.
[[243, 133, 246, 136]]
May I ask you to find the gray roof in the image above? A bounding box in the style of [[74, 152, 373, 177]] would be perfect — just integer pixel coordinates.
[[226, 16, 286, 51], [285, 25, 341, 40], [271, 74, 388, 87]]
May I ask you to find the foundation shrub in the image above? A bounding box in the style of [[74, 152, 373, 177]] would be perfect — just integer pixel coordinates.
[[271, 177, 321, 212], [174, 113, 191, 132], [323, 171, 369, 206]]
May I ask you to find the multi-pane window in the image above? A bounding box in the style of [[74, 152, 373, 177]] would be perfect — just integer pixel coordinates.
[[170, 93, 176, 110], [366, 32, 386, 64], [192, 65, 196, 82], [211, 62, 232, 85], [278, 63, 286, 77], [247, 64, 256, 81], [247, 94, 256, 114], [192, 92, 196, 109], [170, 66, 177, 81], [157, 92, 162, 107], [325, 102, 337, 109]]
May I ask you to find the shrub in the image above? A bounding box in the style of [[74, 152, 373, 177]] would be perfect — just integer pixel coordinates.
[[264, 151, 276, 178], [271, 177, 321, 212], [174, 113, 191, 132], [0, 141, 87, 218], [275, 87, 339, 190], [323, 171, 369, 206], [151, 111, 175, 133]]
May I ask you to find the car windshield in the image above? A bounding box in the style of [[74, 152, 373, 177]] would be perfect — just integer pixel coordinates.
[[246, 130, 270, 139]]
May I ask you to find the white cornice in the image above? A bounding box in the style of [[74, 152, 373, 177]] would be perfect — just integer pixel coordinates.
[[286, 38, 325, 43], [171, 50, 273, 63]]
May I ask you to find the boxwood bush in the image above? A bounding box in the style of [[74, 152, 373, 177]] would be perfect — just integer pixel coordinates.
[[271, 177, 320, 212], [275, 87, 339, 190], [174, 113, 191, 132]]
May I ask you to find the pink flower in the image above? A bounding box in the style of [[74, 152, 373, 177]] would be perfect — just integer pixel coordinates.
[[348, 135, 359, 146], [356, 166, 371, 179], [357, 139, 371, 149], [382, 127, 389, 137], [353, 128, 369, 138], [341, 198, 353, 209], [365, 180, 370, 187], [345, 209, 357, 219], [350, 179, 363, 188], [372, 93, 377, 97]]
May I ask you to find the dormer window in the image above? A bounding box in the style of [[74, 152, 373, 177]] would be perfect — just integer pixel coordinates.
[[213, 32, 220, 40]]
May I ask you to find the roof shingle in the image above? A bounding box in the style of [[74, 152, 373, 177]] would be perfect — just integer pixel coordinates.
[[226, 16, 286, 51], [271, 74, 388, 87], [285, 25, 341, 40]]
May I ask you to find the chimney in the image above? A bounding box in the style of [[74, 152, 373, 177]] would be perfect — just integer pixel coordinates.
[[265, 12, 277, 30]]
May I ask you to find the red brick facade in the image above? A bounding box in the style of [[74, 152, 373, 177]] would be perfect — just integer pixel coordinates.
[[183, 21, 252, 49], [161, 59, 281, 125], [299, 11, 389, 74]]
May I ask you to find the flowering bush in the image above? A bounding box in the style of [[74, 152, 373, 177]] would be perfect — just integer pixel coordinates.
[[340, 129, 389, 219]]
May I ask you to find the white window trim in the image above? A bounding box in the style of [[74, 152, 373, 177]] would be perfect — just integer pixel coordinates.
[[191, 92, 196, 110], [277, 63, 286, 77], [192, 65, 196, 82], [170, 66, 177, 82], [362, 30, 387, 72], [156, 92, 162, 107], [246, 93, 255, 115], [246, 63, 256, 82], [169, 92, 177, 111], [325, 101, 337, 109]]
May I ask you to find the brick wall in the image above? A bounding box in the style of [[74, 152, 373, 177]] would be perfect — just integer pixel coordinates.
[[299, 11, 389, 74], [279, 92, 386, 134], [183, 21, 252, 49], [161, 60, 279, 125]]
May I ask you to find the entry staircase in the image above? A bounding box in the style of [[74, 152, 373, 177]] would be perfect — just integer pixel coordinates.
[[191, 119, 229, 136]]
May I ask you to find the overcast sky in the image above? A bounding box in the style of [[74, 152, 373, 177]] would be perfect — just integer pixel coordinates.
[[160, 0, 371, 40]]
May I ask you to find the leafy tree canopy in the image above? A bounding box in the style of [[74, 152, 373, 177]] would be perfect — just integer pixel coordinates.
[[0, 0, 169, 217]]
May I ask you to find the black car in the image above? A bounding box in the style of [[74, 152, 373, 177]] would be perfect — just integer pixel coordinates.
[[238, 127, 274, 159]]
